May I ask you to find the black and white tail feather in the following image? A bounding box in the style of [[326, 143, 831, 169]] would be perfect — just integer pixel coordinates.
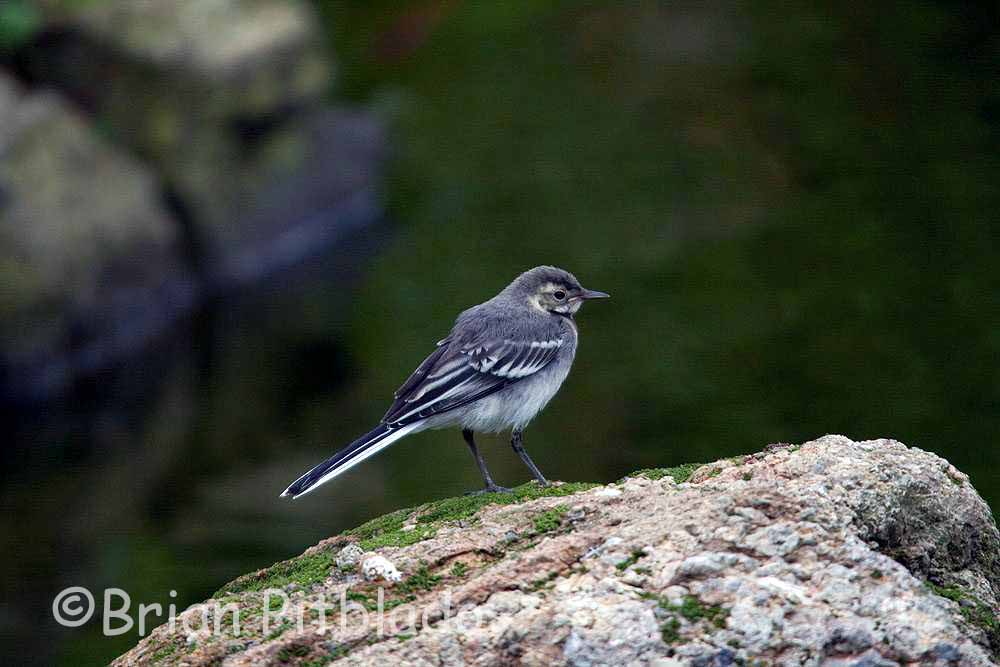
[[280, 326, 566, 499], [279, 423, 419, 499]]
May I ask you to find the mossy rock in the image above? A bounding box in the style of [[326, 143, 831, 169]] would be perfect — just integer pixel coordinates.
[[217, 479, 598, 597]]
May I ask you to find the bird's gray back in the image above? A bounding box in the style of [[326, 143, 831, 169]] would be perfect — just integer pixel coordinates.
[[424, 302, 577, 432], [384, 293, 577, 432]]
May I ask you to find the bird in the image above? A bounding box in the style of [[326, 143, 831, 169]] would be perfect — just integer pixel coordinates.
[[280, 265, 609, 499]]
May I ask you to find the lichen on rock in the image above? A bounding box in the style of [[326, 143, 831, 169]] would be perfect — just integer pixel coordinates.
[[114, 435, 999, 666]]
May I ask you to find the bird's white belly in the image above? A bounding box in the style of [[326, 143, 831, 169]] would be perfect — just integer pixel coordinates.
[[457, 353, 573, 432]]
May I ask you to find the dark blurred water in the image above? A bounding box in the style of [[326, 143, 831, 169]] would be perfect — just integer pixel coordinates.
[[3, 1, 999, 665]]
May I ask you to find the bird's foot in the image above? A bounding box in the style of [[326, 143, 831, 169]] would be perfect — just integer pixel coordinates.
[[465, 484, 513, 496]]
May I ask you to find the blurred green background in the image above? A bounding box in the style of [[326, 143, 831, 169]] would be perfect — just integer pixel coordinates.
[[2, 0, 998, 664]]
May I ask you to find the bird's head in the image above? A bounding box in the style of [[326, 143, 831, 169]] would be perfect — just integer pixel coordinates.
[[508, 266, 609, 317]]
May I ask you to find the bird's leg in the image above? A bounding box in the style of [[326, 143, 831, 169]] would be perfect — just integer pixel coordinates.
[[511, 428, 549, 487], [463, 429, 511, 494]]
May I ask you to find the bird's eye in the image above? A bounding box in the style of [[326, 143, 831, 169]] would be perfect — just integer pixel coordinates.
[[553, 290, 566, 300]]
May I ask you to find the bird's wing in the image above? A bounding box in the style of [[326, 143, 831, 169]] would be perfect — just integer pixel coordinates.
[[382, 332, 566, 427]]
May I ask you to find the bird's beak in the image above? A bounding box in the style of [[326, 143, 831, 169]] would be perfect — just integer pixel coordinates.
[[578, 288, 610, 300]]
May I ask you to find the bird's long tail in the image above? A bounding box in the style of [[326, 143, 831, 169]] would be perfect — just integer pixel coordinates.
[[280, 423, 419, 499]]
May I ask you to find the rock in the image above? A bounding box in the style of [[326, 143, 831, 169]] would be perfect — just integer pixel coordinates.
[[22, 0, 384, 283], [336, 544, 365, 571], [0, 72, 193, 399], [44, 0, 329, 110], [1, 0, 386, 397], [113, 436, 999, 666]]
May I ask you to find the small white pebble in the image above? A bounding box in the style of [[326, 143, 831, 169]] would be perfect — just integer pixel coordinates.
[[593, 487, 622, 498], [362, 555, 402, 583]]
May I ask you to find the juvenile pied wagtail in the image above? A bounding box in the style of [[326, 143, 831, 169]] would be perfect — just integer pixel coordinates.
[[281, 266, 609, 498]]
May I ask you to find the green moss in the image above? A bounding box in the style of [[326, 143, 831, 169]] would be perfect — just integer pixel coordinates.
[[340, 563, 444, 611], [628, 463, 705, 484], [397, 562, 442, 594], [302, 657, 337, 667], [349, 506, 414, 538], [928, 581, 972, 603], [450, 562, 468, 578], [741, 471, 754, 481], [151, 641, 178, 662], [532, 505, 569, 533], [382, 595, 415, 610], [276, 642, 311, 662], [616, 549, 646, 571], [528, 571, 559, 591], [215, 551, 335, 596], [674, 595, 729, 628], [349, 506, 429, 551], [350, 481, 596, 551], [660, 617, 681, 644], [645, 592, 729, 645], [418, 481, 595, 525], [360, 525, 437, 552], [265, 619, 295, 641], [926, 583, 999, 654], [345, 590, 375, 610]]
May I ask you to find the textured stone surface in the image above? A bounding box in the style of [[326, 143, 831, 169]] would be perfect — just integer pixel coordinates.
[[0, 73, 191, 397], [113, 436, 999, 666]]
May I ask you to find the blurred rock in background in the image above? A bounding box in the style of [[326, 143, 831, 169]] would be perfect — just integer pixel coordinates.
[[0, 72, 195, 399], [0, 0, 385, 400]]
